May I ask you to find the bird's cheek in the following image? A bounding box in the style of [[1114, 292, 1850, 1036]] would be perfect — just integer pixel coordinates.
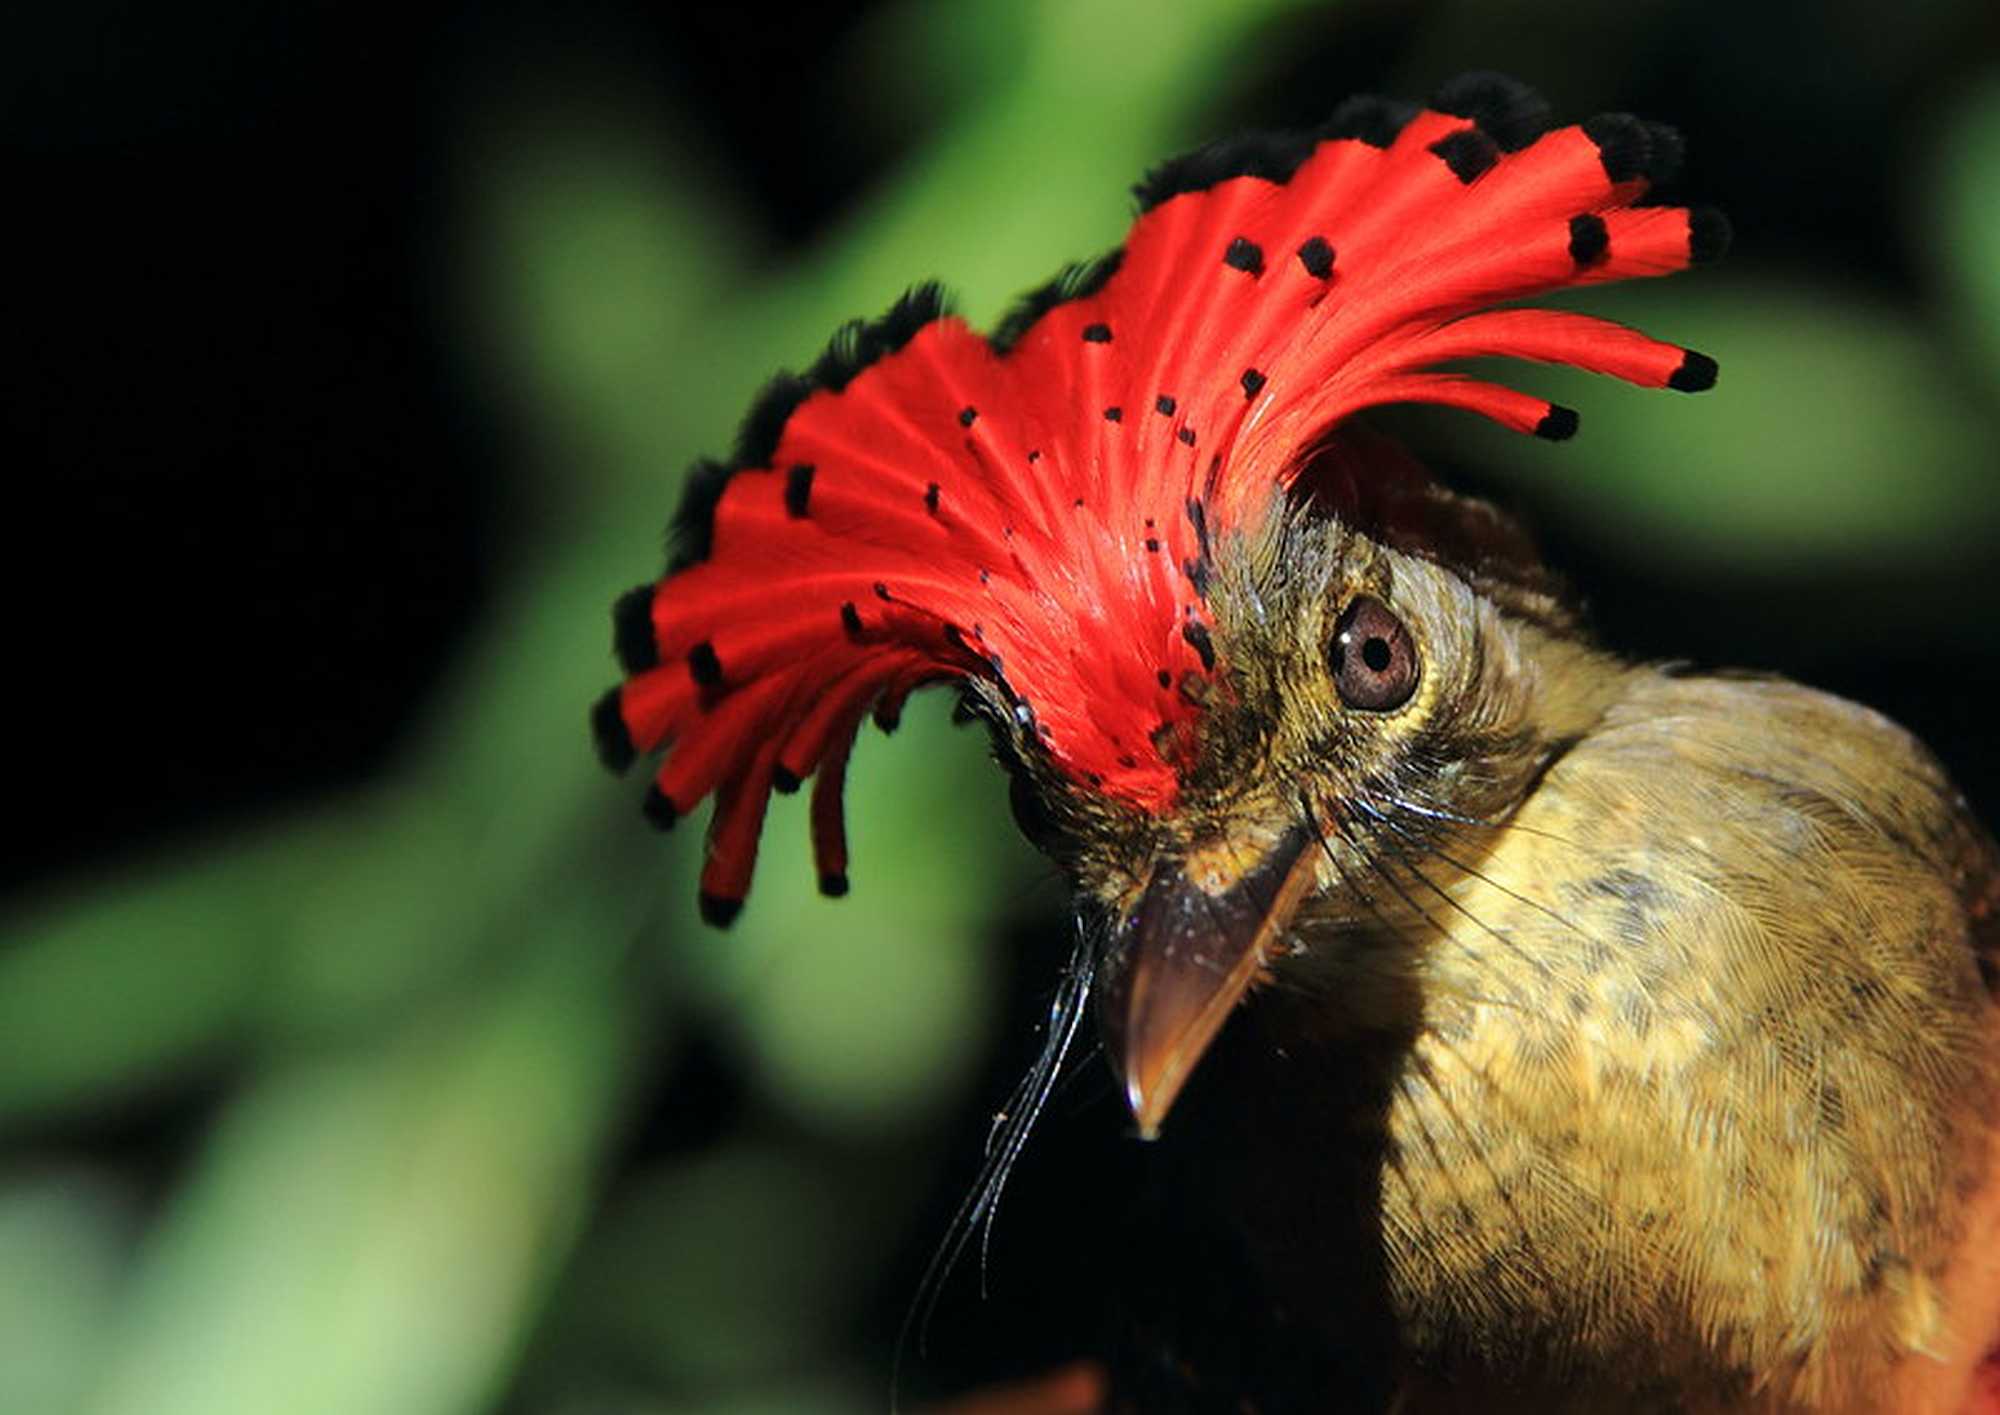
[[1096, 826, 1315, 1139]]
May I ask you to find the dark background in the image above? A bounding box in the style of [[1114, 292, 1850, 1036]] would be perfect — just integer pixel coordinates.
[[7, 3, 2000, 1412]]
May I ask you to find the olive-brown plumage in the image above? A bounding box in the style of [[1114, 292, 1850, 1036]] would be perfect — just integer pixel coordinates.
[[1002, 507, 2000, 1412], [591, 76, 2000, 1413]]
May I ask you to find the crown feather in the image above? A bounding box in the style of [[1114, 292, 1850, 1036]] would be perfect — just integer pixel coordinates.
[[594, 75, 1728, 922]]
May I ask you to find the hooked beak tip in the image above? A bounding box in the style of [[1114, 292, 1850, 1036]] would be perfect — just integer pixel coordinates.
[[1128, 1083, 1162, 1142], [1104, 826, 1316, 1138], [1124, 1062, 1173, 1142]]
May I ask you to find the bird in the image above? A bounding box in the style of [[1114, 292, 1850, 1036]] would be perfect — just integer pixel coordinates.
[[590, 74, 2000, 1414]]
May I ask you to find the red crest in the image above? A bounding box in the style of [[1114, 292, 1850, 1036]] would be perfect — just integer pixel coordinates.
[[592, 75, 1726, 923]]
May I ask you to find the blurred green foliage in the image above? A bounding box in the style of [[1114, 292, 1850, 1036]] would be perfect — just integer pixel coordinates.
[[5, 2, 1999, 1412]]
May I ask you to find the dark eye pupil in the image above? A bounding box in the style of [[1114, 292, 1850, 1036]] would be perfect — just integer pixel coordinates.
[[1327, 594, 1418, 712], [1007, 763, 1058, 849]]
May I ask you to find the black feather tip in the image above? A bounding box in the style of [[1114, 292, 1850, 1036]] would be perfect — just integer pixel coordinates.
[[991, 249, 1125, 352], [612, 583, 660, 673], [592, 688, 635, 774], [642, 785, 679, 831], [1689, 207, 1732, 265], [1668, 350, 1718, 392], [687, 641, 724, 688], [668, 285, 952, 570], [1567, 213, 1610, 267], [1132, 129, 1318, 213], [699, 893, 744, 928], [666, 458, 733, 571], [1582, 113, 1649, 184], [1323, 94, 1419, 149], [1534, 406, 1581, 441], [806, 282, 953, 394], [1433, 72, 1551, 152], [1430, 127, 1500, 184]]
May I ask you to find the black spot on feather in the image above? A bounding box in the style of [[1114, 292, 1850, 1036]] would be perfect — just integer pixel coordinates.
[[784, 462, 814, 517], [1185, 498, 1210, 561], [1177, 426, 1196, 446], [592, 688, 635, 773], [1155, 395, 1176, 416], [771, 765, 801, 794], [1430, 127, 1499, 183], [925, 481, 941, 513], [819, 872, 850, 898], [990, 248, 1124, 352], [958, 405, 978, 428], [1223, 237, 1264, 276], [1182, 621, 1216, 671], [1082, 322, 1112, 343], [1296, 236, 1335, 279], [688, 641, 723, 686], [1433, 72, 1551, 152], [1240, 367, 1266, 398], [1567, 213, 1609, 267], [1104, 406, 1123, 423], [840, 601, 863, 639], [665, 285, 950, 569], [613, 584, 659, 673]]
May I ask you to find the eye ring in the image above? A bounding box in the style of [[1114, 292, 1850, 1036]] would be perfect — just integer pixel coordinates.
[[1329, 595, 1418, 711]]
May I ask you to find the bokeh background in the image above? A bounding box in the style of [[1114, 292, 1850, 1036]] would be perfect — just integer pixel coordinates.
[[8, 1, 2000, 1412]]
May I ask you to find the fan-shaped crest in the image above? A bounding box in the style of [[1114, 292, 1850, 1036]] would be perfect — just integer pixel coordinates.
[[592, 74, 1728, 922]]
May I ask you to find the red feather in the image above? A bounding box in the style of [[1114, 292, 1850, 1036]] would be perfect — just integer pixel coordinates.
[[592, 76, 1728, 921]]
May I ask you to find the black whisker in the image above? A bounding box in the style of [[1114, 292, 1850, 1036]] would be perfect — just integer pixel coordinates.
[[1356, 808, 1554, 993], [1299, 792, 1525, 1009], [1323, 798, 1535, 1010], [892, 931, 1096, 1407], [1385, 788, 1595, 857], [1358, 796, 1609, 956], [1299, 793, 1431, 957]]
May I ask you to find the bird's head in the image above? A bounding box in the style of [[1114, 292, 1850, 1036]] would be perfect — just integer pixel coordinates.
[[593, 75, 1723, 1136], [972, 460, 1635, 1131]]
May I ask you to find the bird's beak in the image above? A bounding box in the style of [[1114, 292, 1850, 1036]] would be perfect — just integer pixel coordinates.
[[1099, 826, 1316, 1139]]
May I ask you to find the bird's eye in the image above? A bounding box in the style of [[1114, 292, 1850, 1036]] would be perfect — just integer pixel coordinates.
[[1328, 595, 1418, 711], [1007, 764, 1061, 851]]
